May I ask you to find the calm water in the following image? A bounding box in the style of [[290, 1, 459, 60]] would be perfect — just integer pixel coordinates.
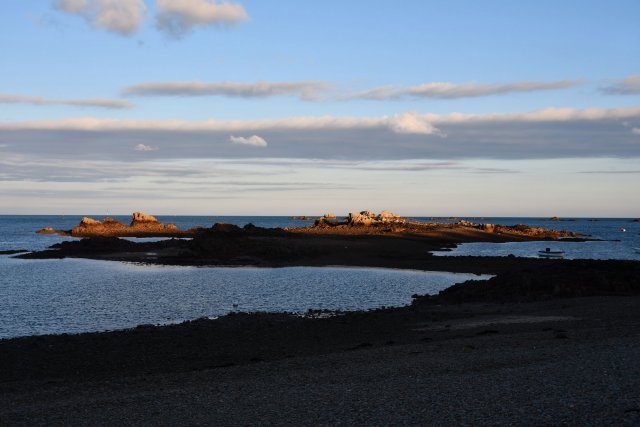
[[0, 257, 487, 339], [430, 218, 640, 260], [0, 215, 638, 338]]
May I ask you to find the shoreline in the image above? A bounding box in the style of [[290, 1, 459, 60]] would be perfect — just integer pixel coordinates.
[[2, 293, 640, 424], [3, 216, 640, 423]]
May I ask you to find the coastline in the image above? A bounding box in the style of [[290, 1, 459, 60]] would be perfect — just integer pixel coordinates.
[[3, 216, 640, 423]]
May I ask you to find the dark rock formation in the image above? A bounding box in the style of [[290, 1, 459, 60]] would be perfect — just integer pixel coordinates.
[[418, 260, 640, 304]]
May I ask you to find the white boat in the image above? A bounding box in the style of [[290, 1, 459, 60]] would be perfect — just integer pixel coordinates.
[[538, 248, 565, 258]]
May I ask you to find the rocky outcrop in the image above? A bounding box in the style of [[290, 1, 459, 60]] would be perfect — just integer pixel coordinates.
[[322, 213, 336, 219], [80, 217, 101, 226], [347, 210, 405, 226], [481, 223, 495, 233], [36, 227, 60, 235], [454, 220, 578, 239], [131, 212, 159, 225], [68, 212, 191, 237]]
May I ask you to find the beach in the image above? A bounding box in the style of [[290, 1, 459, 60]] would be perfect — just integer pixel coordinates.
[[2, 294, 639, 424]]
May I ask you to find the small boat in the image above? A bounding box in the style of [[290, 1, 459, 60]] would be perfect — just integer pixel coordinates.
[[538, 248, 565, 258]]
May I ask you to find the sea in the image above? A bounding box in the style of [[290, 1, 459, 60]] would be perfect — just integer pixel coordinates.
[[1, 215, 638, 339]]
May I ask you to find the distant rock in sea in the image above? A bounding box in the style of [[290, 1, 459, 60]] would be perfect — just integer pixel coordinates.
[[70, 212, 184, 237], [347, 210, 405, 226], [35, 212, 194, 238]]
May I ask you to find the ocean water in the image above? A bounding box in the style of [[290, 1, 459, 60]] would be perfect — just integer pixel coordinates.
[[430, 217, 640, 260], [0, 215, 638, 338]]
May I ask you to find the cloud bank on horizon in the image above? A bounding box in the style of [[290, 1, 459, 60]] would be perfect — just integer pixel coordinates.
[[2, 107, 640, 161]]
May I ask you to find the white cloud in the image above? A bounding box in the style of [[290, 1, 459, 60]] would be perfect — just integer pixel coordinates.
[[0, 93, 133, 110], [601, 75, 640, 95], [156, 0, 248, 37], [123, 80, 331, 101], [345, 80, 581, 100], [53, 0, 146, 36], [230, 135, 267, 147], [134, 143, 158, 151], [94, 0, 146, 35], [632, 128, 640, 135], [388, 112, 444, 135]]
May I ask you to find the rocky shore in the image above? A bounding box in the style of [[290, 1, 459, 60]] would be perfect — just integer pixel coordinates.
[[24, 210, 583, 269]]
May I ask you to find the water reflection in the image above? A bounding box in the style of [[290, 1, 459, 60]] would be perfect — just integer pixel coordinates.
[[0, 258, 490, 339]]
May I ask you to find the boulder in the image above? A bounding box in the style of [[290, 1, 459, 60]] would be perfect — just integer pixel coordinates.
[[322, 213, 336, 219], [131, 212, 159, 225], [36, 227, 58, 235], [347, 210, 404, 226], [79, 217, 101, 227], [482, 223, 495, 233]]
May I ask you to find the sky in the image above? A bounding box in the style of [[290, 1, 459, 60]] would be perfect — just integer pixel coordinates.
[[1, 0, 639, 216]]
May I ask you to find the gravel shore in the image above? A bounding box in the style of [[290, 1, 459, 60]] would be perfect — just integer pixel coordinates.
[[2, 296, 639, 425]]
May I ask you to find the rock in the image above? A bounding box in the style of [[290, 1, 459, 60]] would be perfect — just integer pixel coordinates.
[[0, 249, 28, 255], [211, 223, 241, 233], [348, 212, 374, 226], [347, 210, 405, 226], [79, 217, 101, 227], [482, 224, 495, 233], [323, 213, 336, 219], [103, 217, 126, 227], [131, 212, 159, 225], [379, 210, 396, 219], [550, 216, 561, 221], [36, 227, 58, 235]]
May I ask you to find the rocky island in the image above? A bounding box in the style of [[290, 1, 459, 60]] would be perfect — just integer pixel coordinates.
[[37, 212, 203, 238], [24, 210, 582, 268]]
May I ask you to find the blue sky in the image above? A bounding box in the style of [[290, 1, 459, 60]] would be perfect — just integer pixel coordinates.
[[1, 0, 639, 215]]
